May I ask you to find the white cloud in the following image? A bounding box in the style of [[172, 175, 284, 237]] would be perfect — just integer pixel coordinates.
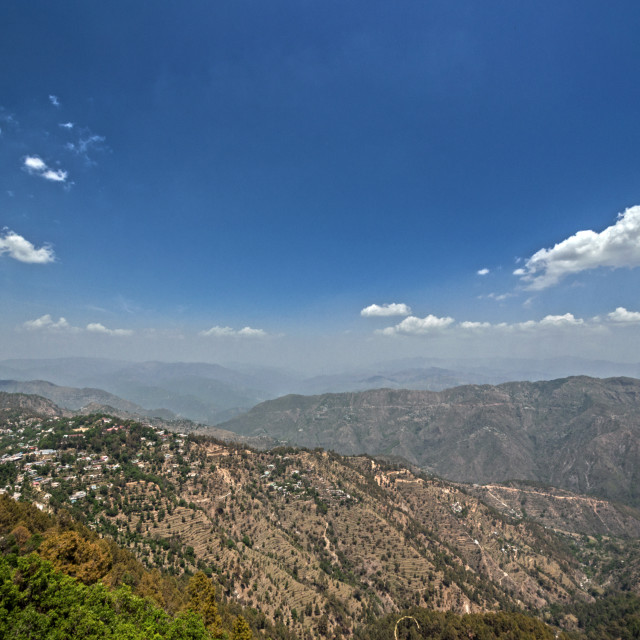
[[59, 122, 74, 129], [200, 326, 235, 337], [23, 315, 71, 331], [459, 321, 493, 330], [0, 109, 17, 126], [0, 110, 17, 139], [49, 95, 60, 107], [237, 326, 267, 337], [538, 313, 584, 327], [379, 306, 640, 339], [200, 325, 268, 338], [459, 313, 586, 332], [86, 322, 133, 336], [360, 303, 412, 317], [478, 292, 515, 302], [515, 205, 640, 290], [477, 268, 490, 275], [24, 156, 47, 171], [23, 155, 68, 183], [0, 230, 55, 264], [468, 314, 586, 332], [42, 169, 68, 182], [379, 314, 455, 336], [23, 315, 132, 336], [607, 307, 640, 324]]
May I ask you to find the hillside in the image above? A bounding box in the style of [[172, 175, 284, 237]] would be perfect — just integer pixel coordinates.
[[0, 379, 174, 419], [2, 397, 640, 638], [0, 390, 72, 418], [217, 376, 640, 508], [1, 499, 590, 640], [0, 495, 298, 640]]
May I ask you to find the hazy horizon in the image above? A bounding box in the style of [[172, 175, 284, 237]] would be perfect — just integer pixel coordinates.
[[3, 2, 640, 371]]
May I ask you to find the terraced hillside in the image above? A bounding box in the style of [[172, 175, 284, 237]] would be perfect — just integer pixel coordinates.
[[2, 402, 640, 638]]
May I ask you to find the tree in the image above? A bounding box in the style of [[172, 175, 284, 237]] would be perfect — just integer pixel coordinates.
[[232, 615, 253, 640], [187, 571, 222, 637], [39, 530, 111, 584]]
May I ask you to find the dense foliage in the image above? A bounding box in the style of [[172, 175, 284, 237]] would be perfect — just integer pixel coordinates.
[[549, 591, 640, 639], [354, 608, 573, 640], [0, 553, 210, 639], [0, 495, 282, 639]]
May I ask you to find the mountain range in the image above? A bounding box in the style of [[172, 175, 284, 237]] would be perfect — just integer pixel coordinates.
[[3, 356, 640, 425], [216, 376, 640, 508]]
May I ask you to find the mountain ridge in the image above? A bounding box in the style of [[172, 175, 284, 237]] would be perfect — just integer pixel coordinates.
[[216, 375, 640, 508], [4, 356, 640, 425]]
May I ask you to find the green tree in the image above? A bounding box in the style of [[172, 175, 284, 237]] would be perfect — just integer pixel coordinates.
[[232, 615, 253, 640], [39, 530, 112, 584], [187, 571, 222, 637]]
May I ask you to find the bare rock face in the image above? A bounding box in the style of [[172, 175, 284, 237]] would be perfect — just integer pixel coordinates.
[[218, 376, 640, 507]]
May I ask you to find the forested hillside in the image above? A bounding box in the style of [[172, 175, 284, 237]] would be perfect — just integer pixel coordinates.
[[1, 394, 640, 638]]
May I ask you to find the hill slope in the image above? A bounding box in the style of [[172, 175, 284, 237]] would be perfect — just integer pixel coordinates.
[[4, 400, 640, 638], [217, 376, 640, 507]]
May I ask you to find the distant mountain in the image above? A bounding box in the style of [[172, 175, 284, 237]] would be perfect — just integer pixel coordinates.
[[366, 355, 640, 382], [217, 376, 640, 508], [0, 357, 130, 386], [0, 390, 71, 418], [3, 356, 640, 425], [0, 358, 297, 423], [0, 379, 176, 421], [292, 366, 499, 395]]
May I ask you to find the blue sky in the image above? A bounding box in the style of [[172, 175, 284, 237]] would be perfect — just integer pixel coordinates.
[[2, 1, 640, 370]]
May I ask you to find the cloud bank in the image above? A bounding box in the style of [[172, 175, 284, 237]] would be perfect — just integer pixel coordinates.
[[0, 230, 55, 264], [377, 308, 640, 337], [23, 315, 132, 336], [515, 205, 640, 289], [379, 314, 455, 335], [361, 303, 412, 317]]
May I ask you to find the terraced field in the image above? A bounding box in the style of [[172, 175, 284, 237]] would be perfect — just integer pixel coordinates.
[[96, 443, 620, 638], [3, 408, 640, 639]]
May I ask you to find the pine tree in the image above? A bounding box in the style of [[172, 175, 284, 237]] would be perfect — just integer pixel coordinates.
[[187, 571, 222, 637], [232, 615, 253, 640]]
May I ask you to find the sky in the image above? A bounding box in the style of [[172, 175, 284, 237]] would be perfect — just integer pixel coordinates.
[[2, 1, 640, 372]]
